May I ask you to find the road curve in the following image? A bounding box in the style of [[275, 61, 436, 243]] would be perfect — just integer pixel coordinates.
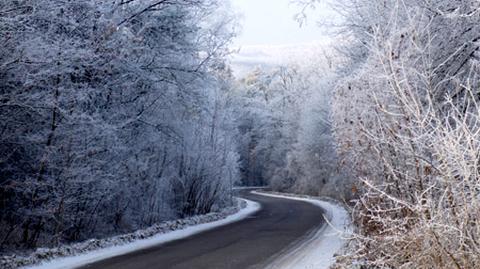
[[80, 191, 325, 269]]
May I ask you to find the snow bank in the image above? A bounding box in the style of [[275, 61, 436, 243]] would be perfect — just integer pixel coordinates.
[[1, 199, 260, 269], [253, 191, 352, 269], [232, 186, 268, 190]]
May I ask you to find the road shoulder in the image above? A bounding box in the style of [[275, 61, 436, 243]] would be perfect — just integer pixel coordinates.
[[5, 199, 260, 269], [253, 191, 352, 269]]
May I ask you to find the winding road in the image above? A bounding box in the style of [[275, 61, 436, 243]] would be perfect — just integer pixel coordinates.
[[80, 190, 325, 269]]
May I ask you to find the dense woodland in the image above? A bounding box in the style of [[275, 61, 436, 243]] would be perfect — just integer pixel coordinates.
[[0, 0, 352, 254], [0, 0, 240, 252], [2, 0, 480, 268], [234, 61, 351, 198], [325, 0, 480, 268]]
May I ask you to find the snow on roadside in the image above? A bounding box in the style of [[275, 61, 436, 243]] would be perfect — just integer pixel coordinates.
[[253, 191, 352, 269], [232, 186, 268, 190], [1, 199, 260, 269]]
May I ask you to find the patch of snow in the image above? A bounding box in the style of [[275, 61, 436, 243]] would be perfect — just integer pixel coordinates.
[[8, 199, 260, 269], [232, 186, 268, 190], [253, 191, 352, 269]]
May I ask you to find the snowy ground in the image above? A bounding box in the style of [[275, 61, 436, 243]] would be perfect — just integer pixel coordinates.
[[2, 199, 260, 269], [4, 191, 349, 269], [232, 186, 268, 190], [253, 191, 352, 269]]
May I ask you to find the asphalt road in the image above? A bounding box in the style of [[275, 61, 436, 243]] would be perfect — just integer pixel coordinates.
[[80, 191, 325, 269]]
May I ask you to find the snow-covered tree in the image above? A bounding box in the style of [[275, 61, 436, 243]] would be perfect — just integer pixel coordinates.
[[327, 0, 480, 267], [232, 51, 349, 198], [0, 0, 239, 252]]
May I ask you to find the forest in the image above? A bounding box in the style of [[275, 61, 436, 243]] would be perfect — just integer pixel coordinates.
[[1, 0, 480, 268], [1, 0, 239, 251]]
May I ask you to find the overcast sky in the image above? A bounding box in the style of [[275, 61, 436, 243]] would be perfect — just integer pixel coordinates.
[[231, 0, 335, 47]]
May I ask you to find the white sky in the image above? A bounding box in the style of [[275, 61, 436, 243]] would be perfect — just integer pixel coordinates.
[[231, 0, 336, 47]]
